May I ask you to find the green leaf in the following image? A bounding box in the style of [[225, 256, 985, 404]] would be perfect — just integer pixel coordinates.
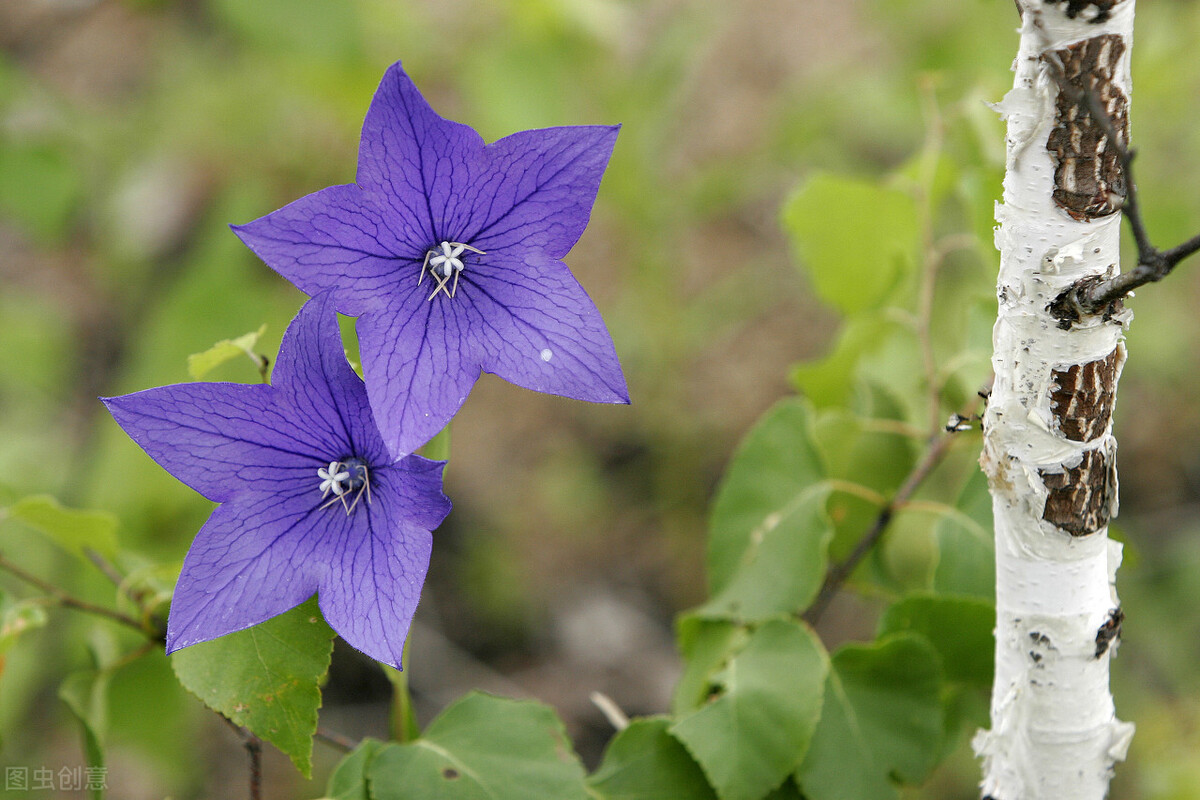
[[781, 173, 919, 315], [705, 398, 831, 620], [811, 406, 917, 566], [672, 616, 745, 715], [186, 323, 268, 380], [670, 620, 828, 800], [6, 495, 119, 560], [763, 778, 806, 800], [897, 150, 961, 212], [367, 692, 590, 800], [0, 598, 48, 653], [325, 738, 385, 800], [588, 717, 717, 800], [793, 317, 928, 431], [932, 466, 994, 599], [878, 594, 994, 688], [791, 314, 905, 409], [873, 507, 939, 595], [855, 336, 927, 427], [58, 630, 121, 800], [171, 597, 335, 777], [59, 669, 110, 800], [796, 634, 943, 800], [811, 408, 914, 490]]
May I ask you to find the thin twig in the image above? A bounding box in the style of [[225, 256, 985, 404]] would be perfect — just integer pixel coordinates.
[[82, 547, 126, 587], [221, 716, 263, 800], [82, 547, 169, 639], [915, 79, 947, 436], [803, 380, 992, 626], [247, 736, 262, 800], [315, 727, 358, 752], [0, 552, 149, 634], [1043, 52, 1200, 318], [803, 433, 957, 625], [590, 691, 630, 732]]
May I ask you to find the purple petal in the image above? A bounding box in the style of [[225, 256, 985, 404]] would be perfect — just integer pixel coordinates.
[[271, 293, 389, 465], [316, 457, 448, 669], [466, 125, 619, 259], [167, 457, 449, 666], [231, 185, 415, 318], [357, 62, 485, 247], [166, 487, 326, 651], [465, 249, 629, 404], [102, 384, 316, 504], [356, 295, 481, 457]]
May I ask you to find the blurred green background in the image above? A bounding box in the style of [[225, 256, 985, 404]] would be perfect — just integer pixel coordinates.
[[3, 0, 1200, 797]]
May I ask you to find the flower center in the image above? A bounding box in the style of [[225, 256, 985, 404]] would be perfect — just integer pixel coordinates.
[[419, 241, 485, 300], [317, 457, 372, 514]]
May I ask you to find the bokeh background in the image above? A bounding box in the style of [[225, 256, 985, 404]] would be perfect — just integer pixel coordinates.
[[3, 0, 1200, 797]]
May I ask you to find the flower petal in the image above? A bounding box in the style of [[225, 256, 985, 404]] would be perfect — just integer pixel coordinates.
[[466, 124, 619, 259], [165, 488, 327, 652], [357, 61, 485, 247], [465, 249, 629, 405], [271, 293, 389, 466], [316, 457, 450, 669], [231, 185, 414, 317], [103, 384, 315, 504], [356, 295, 481, 458]]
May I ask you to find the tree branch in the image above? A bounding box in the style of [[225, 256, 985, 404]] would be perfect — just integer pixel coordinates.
[[802, 378, 992, 626], [0, 552, 152, 635], [803, 431, 958, 625], [1044, 51, 1200, 322], [221, 716, 263, 800], [315, 727, 358, 752]]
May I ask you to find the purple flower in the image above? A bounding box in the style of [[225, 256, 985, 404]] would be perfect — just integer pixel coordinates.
[[102, 294, 450, 669], [232, 61, 629, 457]]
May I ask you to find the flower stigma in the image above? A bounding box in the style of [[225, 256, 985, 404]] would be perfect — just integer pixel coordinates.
[[420, 241, 485, 300], [317, 457, 372, 515]]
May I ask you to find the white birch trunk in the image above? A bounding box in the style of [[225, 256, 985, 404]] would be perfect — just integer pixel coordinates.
[[974, 2, 1138, 797]]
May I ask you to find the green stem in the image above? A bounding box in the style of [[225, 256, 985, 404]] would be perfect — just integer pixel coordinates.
[[384, 638, 420, 742], [421, 423, 452, 463], [384, 425, 450, 742]]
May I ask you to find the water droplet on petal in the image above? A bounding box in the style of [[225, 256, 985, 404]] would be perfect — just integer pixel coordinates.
[[540, 348, 553, 362]]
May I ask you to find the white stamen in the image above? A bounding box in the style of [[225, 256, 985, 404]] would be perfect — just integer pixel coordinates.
[[316, 459, 372, 514], [540, 348, 553, 362], [421, 241, 485, 300], [318, 461, 351, 497], [418, 250, 432, 287]]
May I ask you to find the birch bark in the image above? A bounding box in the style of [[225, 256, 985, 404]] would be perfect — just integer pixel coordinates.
[[973, 2, 1138, 798]]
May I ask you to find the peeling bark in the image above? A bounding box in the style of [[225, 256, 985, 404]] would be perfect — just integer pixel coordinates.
[[974, 2, 1137, 797]]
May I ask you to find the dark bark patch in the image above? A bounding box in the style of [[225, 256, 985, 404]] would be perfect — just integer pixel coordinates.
[[1040, 448, 1114, 536], [1044, 34, 1129, 220], [1047, 274, 1126, 330], [1046, 0, 1126, 23], [1050, 347, 1120, 442], [1094, 607, 1124, 658]]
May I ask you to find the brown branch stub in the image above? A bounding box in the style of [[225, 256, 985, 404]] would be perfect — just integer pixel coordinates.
[[1047, 274, 1127, 330], [1045, 0, 1127, 24], [1040, 447, 1116, 536], [1049, 347, 1122, 442], [1044, 34, 1129, 221], [1094, 606, 1124, 658]]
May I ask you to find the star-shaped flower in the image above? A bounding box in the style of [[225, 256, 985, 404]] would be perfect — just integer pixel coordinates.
[[102, 293, 451, 669], [232, 61, 629, 457]]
